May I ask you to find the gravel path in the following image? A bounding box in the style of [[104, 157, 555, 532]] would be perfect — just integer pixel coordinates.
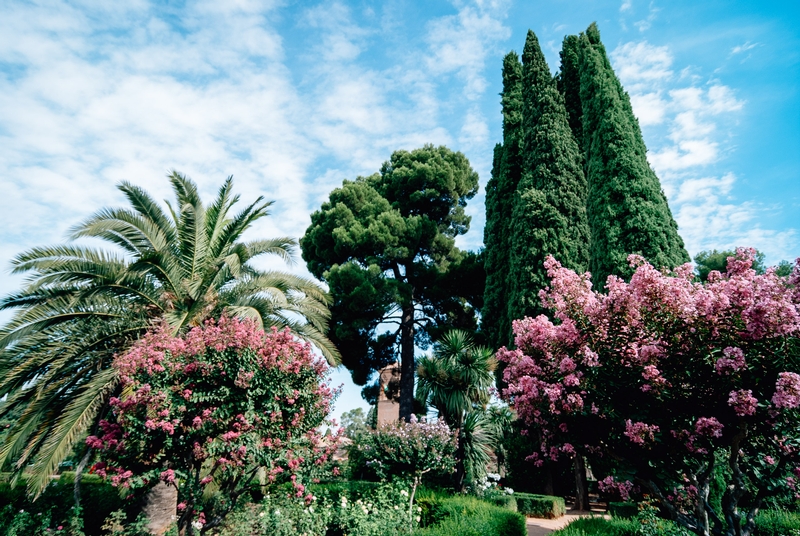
[[526, 509, 609, 536]]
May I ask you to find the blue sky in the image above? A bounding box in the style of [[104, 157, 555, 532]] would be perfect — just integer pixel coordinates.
[[1, 0, 798, 421]]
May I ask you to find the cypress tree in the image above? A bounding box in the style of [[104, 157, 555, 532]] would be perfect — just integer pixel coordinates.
[[556, 34, 584, 146], [578, 23, 689, 285], [483, 52, 524, 350], [506, 31, 590, 324]]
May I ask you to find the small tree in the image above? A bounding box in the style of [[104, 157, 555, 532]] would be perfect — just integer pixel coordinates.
[[357, 416, 456, 532], [88, 317, 339, 535], [500, 249, 800, 536]]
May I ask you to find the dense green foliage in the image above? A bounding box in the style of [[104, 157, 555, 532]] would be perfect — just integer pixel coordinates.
[[416, 494, 527, 536], [0, 173, 336, 498], [507, 30, 590, 324], [301, 145, 481, 419], [483, 52, 524, 350], [578, 23, 689, 284], [417, 330, 497, 489], [694, 249, 767, 282], [513, 492, 566, 519]]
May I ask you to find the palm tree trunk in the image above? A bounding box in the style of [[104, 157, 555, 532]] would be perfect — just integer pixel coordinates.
[[398, 300, 416, 422], [454, 428, 466, 492]]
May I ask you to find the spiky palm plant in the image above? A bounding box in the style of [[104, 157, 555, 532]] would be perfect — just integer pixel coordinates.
[[0, 172, 340, 497], [416, 329, 496, 490]]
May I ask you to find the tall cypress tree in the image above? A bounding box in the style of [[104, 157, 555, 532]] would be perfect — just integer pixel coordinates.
[[556, 34, 584, 147], [506, 31, 589, 324], [483, 52, 524, 350], [578, 23, 688, 285]]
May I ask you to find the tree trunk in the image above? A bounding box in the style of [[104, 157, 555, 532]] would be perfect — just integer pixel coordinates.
[[143, 482, 178, 535], [573, 456, 589, 511], [73, 447, 92, 509], [454, 427, 466, 492], [544, 463, 554, 496], [398, 300, 416, 422]]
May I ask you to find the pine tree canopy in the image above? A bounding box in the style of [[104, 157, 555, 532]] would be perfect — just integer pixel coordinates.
[[301, 144, 482, 421]]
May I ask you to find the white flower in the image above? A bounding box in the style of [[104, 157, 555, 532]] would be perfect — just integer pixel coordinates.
[[400, 489, 409, 497], [416, 516, 421, 522], [192, 521, 203, 530], [505, 488, 514, 495], [274, 509, 281, 516], [394, 505, 399, 510]]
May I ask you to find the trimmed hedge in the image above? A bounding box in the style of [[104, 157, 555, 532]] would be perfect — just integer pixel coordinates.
[[417, 495, 526, 536], [486, 494, 518, 512], [514, 492, 566, 518], [608, 501, 638, 519]]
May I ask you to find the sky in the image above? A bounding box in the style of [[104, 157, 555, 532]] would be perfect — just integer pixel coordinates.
[[1, 0, 798, 423]]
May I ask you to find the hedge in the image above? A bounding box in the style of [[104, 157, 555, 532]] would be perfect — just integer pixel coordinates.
[[416, 495, 526, 536], [752, 509, 800, 536], [513, 492, 566, 518]]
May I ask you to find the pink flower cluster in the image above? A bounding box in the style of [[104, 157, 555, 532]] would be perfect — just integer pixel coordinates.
[[728, 390, 758, 416], [694, 417, 724, 438], [715, 347, 747, 375], [624, 420, 659, 445], [598, 476, 634, 501], [772, 372, 800, 409]]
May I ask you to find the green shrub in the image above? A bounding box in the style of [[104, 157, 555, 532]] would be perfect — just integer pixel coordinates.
[[513, 492, 566, 518], [486, 494, 517, 511], [752, 509, 800, 536], [550, 516, 638, 536], [416, 495, 526, 536], [608, 501, 638, 519], [0, 472, 124, 535]]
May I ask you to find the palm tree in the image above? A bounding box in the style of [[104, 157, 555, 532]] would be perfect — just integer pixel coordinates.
[[0, 172, 340, 497], [416, 329, 496, 490]]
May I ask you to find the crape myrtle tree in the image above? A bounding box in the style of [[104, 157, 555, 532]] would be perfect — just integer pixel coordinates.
[[301, 145, 482, 421], [89, 317, 339, 535], [0, 173, 338, 498], [500, 249, 800, 536]]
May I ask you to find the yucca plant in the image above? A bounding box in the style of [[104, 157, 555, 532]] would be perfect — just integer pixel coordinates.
[[0, 172, 340, 497], [416, 329, 497, 491]]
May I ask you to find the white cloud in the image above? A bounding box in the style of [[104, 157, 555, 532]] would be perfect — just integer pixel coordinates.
[[731, 41, 759, 55], [610, 39, 796, 262], [620, 0, 633, 12]]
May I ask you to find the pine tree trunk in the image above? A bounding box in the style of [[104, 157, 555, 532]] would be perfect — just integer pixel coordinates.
[[573, 456, 589, 511], [398, 300, 415, 422]]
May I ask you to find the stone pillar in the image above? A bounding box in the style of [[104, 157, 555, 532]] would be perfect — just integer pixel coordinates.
[[376, 362, 401, 426]]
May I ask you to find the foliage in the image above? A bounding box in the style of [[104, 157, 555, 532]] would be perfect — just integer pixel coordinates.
[[0, 173, 337, 497], [89, 317, 338, 535], [415, 495, 527, 536], [213, 481, 417, 536], [694, 249, 769, 282], [100, 510, 152, 536], [483, 52, 525, 350], [549, 516, 640, 536], [417, 330, 497, 488], [578, 23, 688, 284], [513, 492, 566, 519], [341, 407, 371, 439], [507, 29, 590, 327], [0, 472, 123, 535], [500, 248, 800, 535], [301, 145, 482, 420], [751, 509, 800, 536]]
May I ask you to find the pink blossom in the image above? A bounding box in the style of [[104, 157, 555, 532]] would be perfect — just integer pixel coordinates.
[[160, 469, 176, 484], [728, 390, 758, 416], [715, 347, 746, 375], [694, 417, 723, 438], [624, 420, 659, 445], [772, 372, 800, 409]]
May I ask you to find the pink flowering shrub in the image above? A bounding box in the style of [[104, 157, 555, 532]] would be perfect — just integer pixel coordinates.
[[88, 317, 340, 535], [500, 249, 800, 536]]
